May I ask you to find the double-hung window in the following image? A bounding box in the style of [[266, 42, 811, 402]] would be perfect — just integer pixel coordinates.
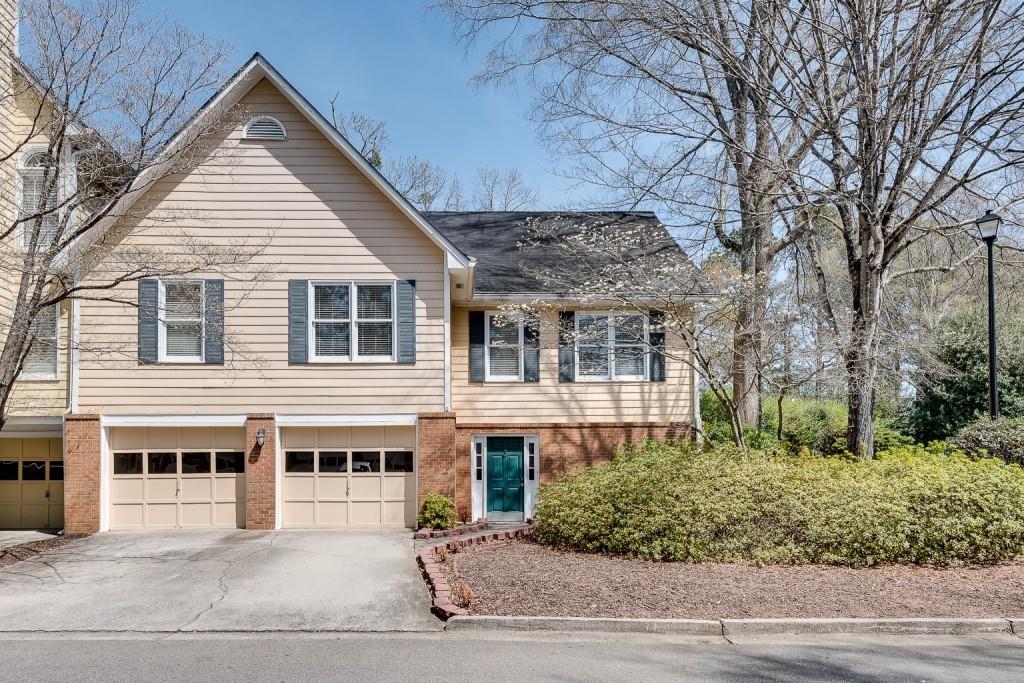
[[485, 313, 523, 381], [309, 281, 395, 362], [159, 280, 205, 363], [575, 312, 648, 381], [22, 305, 59, 380]]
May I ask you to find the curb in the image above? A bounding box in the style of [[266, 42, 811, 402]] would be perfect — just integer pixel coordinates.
[[446, 615, 1021, 637], [446, 615, 721, 635], [416, 526, 534, 620]]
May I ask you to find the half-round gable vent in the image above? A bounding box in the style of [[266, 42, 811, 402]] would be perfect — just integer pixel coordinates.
[[243, 116, 287, 141]]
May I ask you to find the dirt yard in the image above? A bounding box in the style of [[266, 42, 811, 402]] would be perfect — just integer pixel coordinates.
[[447, 538, 1024, 619]]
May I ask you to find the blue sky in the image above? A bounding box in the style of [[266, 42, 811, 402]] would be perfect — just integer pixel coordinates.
[[149, 0, 573, 207]]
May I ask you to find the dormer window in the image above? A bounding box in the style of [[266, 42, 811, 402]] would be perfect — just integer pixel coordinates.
[[243, 116, 287, 141]]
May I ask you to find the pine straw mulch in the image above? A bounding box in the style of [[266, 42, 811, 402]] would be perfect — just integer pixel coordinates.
[[445, 537, 1024, 619], [0, 535, 84, 570]]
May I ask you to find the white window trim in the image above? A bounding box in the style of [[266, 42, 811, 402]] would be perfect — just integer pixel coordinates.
[[21, 304, 60, 381], [243, 115, 288, 140], [574, 311, 650, 382], [307, 280, 397, 363], [484, 311, 524, 382], [16, 147, 60, 252], [157, 279, 206, 364]]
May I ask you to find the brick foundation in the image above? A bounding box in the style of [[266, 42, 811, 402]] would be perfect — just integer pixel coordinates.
[[245, 414, 277, 530], [416, 413, 692, 522], [64, 414, 101, 534]]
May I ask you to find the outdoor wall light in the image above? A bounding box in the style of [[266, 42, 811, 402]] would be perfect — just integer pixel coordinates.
[[256, 428, 266, 448]]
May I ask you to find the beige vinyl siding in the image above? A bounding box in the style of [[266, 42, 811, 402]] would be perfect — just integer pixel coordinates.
[[451, 307, 693, 424], [75, 78, 446, 414]]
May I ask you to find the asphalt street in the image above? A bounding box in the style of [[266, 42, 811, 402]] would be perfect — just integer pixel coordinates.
[[1, 631, 1022, 682]]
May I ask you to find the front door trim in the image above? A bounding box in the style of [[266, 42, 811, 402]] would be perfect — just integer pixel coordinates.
[[470, 433, 539, 522]]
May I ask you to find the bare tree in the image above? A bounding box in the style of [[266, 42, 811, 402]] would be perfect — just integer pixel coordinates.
[[472, 167, 538, 210], [330, 101, 465, 210], [789, 0, 1024, 456], [0, 0, 267, 426], [435, 0, 830, 426]]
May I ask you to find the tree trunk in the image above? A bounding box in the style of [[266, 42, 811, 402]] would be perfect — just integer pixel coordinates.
[[845, 250, 884, 458], [732, 200, 771, 427]]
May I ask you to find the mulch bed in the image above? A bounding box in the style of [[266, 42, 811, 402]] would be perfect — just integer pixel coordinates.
[[448, 538, 1024, 619], [0, 535, 82, 570]]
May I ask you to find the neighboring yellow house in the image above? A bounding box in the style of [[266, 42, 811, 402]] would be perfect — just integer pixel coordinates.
[[1, 9, 706, 533]]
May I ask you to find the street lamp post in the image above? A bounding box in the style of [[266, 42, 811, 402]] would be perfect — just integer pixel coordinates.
[[976, 210, 1002, 419]]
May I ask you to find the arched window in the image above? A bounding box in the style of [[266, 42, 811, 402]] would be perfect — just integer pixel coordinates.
[[17, 149, 61, 249], [242, 116, 287, 141]]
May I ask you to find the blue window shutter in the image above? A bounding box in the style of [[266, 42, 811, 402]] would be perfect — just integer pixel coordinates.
[[523, 320, 540, 382], [558, 311, 575, 383], [469, 311, 485, 382], [397, 279, 416, 364], [649, 310, 666, 382], [137, 279, 158, 364], [204, 279, 225, 365], [288, 279, 308, 364]]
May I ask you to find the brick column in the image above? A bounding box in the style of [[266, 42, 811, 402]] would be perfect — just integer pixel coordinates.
[[64, 414, 101, 534], [417, 412, 457, 509], [245, 414, 276, 530]]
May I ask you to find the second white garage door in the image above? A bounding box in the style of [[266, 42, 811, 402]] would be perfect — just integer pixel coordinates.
[[281, 426, 416, 528]]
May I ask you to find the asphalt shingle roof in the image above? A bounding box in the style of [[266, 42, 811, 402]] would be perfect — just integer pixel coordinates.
[[424, 211, 712, 297]]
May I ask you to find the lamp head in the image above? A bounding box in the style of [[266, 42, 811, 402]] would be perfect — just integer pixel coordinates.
[[977, 210, 1003, 241], [256, 428, 266, 447]]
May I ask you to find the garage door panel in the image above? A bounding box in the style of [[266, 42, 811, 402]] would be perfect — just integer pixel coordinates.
[[284, 501, 315, 527], [21, 483, 48, 503], [0, 504, 19, 527], [383, 475, 410, 499], [112, 504, 144, 527], [146, 478, 178, 501], [112, 478, 144, 502], [21, 504, 49, 529], [49, 484, 64, 503], [285, 476, 314, 499], [214, 476, 244, 500], [181, 502, 213, 527], [146, 504, 178, 527], [350, 477, 381, 499], [382, 501, 406, 526], [181, 478, 212, 501], [316, 476, 347, 499], [215, 501, 243, 526], [0, 482, 17, 503], [350, 501, 381, 526], [318, 501, 348, 526], [48, 504, 64, 529]]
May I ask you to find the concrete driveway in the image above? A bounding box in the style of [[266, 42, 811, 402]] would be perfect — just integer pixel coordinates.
[[0, 529, 440, 632]]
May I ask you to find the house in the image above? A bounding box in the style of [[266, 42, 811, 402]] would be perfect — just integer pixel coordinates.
[[1, 6, 705, 533]]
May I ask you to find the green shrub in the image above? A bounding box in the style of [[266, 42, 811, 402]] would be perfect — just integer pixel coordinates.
[[417, 492, 457, 530], [952, 417, 1024, 466], [533, 441, 1024, 566]]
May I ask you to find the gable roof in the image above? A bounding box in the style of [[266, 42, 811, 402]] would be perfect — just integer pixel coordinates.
[[425, 211, 713, 299], [74, 53, 471, 269]]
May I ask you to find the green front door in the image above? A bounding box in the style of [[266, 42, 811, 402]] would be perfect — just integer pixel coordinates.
[[486, 437, 524, 518]]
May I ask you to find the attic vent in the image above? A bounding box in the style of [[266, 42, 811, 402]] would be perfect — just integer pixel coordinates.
[[243, 116, 287, 141]]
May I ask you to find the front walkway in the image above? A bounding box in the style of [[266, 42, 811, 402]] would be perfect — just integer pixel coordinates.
[[0, 529, 58, 551], [0, 529, 440, 632]]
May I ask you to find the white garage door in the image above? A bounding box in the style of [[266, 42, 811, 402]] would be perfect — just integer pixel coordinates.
[[109, 427, 246, 529], [282, 426, 416, 528], [0, 438, 64, 529]]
